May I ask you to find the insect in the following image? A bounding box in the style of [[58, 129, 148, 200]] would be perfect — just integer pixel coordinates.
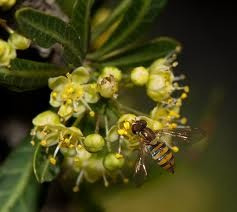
[[131, 119, 206, 185]]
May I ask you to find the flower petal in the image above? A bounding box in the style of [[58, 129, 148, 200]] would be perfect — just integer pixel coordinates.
[[72, 67, 90, 84], [83, 84, 100, 103], [48, 76, 67, 90]]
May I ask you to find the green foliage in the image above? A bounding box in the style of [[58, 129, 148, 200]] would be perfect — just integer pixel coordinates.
[[16, 8, 83, 67], [89, 0, 168, 59], [91, 0, 133, 41], [33, 142, 61, 183], [0, 138, 39, 212], [0, 58, 68, 91], [100, 37, 180, 67], [56, 0, 77, 17], [0, 0, 187, 209], [71, 0, 94, 54]]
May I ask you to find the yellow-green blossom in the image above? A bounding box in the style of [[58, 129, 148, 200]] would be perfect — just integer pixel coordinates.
[[49, 67, 99, 120], [0, 39, 16, 67], [0, 0, 16, 10]]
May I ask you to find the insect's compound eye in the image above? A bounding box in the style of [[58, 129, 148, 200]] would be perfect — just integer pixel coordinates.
[[131, 120, 147, 134]]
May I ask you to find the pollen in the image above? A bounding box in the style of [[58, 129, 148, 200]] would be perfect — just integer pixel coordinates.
[[171, 146, 179, 152], [66, 99, 72, 105], [115, 153, 123, 159], [181, 93, 188, 99], [117, 129, 127, 136], [74, 157, 80, 162], [49, 156, 57, 165], [169, 110, 179, 118], [181, 117, 187, 124], [64, 138, 70, 144], [77, 144, 83, 149], [169, 123, 177, 129], [184, 86, 190, 93], [52, 92, 57, 98], [67, 87, 74, 94], [69, 144, 75, 148], [89, 111, 95, 117], [66, 72, 71, 78], [123, 121, 131, 130], [73, 185, 79, 192], [40, 140, 47, 147]]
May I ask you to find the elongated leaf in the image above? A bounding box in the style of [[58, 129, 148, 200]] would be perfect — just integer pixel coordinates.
[[71, 0, 94, 54], [89, 0, 167, 59], [0, 58, 68, 91], [16, 8, 83, 67], [91, 0, 132, 41], [0, 138, 40, 212], [100, 37, 181, 68], [33, 142, 60, 183], [56, 0, 76, 17]]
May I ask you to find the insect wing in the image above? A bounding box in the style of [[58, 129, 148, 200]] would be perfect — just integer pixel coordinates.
[[157, 127, 206, 147], [133, 153, 148, 187]]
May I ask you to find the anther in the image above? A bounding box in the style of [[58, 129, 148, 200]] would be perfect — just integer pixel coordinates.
[[49, 156, 57, 165]]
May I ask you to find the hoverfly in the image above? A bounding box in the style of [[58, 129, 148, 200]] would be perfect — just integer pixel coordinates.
[[131, 119, 206, 186]]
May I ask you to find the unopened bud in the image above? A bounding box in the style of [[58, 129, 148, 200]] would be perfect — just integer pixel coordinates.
[[103, 153, 125, 171], [8, 33, 31, 50], [131, 66, 149, 86], [98, 75, 118, 98], [83, 134, 105, 153]]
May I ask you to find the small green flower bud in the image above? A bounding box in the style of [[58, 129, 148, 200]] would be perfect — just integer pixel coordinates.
[[97, 75, 118, 98], [83, 134, 105, 153], [8, 33, 31, 50], [0, 39, 16, 66], [101, 66, 122, 81], [131, 66, 149, 86], [103, 153, 125, 171], [32, 111, 61, 126], [84, 156, 104, 182], [146, 73, 173, 102]]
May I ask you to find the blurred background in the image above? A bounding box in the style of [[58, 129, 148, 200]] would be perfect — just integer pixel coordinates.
[[0, 0, 236, 211]]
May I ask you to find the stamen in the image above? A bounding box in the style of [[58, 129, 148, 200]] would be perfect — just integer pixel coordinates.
[[118, 171, 129, 184], [103, 172, 109, 187], [40, 140, 47, 147], [73, 170, 84, 192], [80, 98, 95, 117], [49, 156, 56, 165]]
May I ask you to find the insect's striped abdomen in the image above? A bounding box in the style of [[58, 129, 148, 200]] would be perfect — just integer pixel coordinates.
[[147, 142, 175, 173]]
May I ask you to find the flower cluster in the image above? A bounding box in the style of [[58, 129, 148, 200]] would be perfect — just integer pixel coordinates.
[[31, 54, 189, 191], [0, 22, 31, 67], [0, 0, 16, 10], [130, 54, 189, 128]]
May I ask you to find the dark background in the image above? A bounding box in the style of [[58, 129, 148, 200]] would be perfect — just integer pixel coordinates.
[[0, 0, 236, 211]]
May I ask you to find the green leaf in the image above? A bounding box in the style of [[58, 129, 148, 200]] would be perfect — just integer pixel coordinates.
[[100, 37, 181, 68], [16, 8, 83, 67], [56, 0, 77, 17], [0, 138, 40, 212], [0, 58, 68, 91], [33, 142, 60, 183], [91, 0, 132, 41], [89, 0, 167, 59], [71, 0, 94, 54]]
